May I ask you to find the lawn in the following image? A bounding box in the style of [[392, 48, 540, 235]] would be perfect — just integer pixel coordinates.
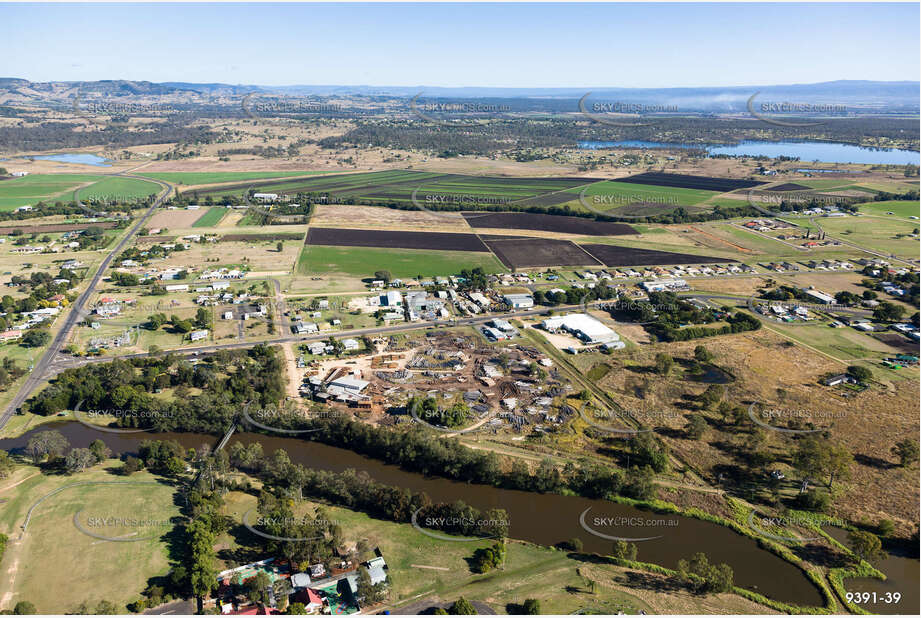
[[140, 171, 332, 185], [0, 463, 180, 614], [0, 174, 105, 210], [192, 206, 228, 227], [297, 244, 507, 278], [856, 200, 919, 219], [818, 215, 919, 258], [74, 177, 162, 202]]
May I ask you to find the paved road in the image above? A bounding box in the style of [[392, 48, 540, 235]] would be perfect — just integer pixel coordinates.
[[0, 174, 173, 429]]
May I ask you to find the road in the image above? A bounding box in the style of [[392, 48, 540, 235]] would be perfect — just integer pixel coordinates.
[[0, 172, 173, 429]]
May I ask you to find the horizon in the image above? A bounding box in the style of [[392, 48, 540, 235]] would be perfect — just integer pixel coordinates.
[[1, 2, 918, 87]]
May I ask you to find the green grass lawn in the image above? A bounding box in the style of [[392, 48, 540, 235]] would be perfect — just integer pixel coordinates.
[[297, 244, 507, 278], [818, 215, 919, 258], [0, 463, 180, 614], [140, 171, 332, 185], [0, 174, 105, 210], [74, 177, 162, 202], [192, 206, 228, 227], [856, 200, 919, 219]]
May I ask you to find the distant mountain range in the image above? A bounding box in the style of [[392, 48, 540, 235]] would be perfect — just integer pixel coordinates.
[[0, 78, 917, 113]]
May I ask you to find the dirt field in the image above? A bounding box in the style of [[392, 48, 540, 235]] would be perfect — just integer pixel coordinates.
[[462, 211, 637, 236], [306, 227, 490, 252], [484, 237, 601, 269], [146, 208, 207, 229], [581, 243, 732, 267], [311, 204, 470, 231]]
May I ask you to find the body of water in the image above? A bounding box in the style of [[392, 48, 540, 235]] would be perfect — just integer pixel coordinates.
[[0, 421, 827, 607], [577, 140, 920, 166], [20, 153, 112, 167]]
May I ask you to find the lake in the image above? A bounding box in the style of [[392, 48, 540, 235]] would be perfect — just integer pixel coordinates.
[[20, 153, 112, 167], [0, 421, 827, 607], [577, 140, 920, 166]]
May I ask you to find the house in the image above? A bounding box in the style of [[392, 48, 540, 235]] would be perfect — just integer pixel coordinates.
[[190, 329, 209, 341], [289, 588, 323, 613], [165, 284, 189, 292], [822, 374, 856, 386], [223, 311, 234, 320], [641, 278, 689, 292], [294, 321, 319, 334], [252, 193, 278, 202], [804, 289, 835, 304], [0, 330, 22, 342], [503, 293, 534, 309], [380, 290, 403, 307], [342, 338, 360, 351], [212, 281, 230, 291]]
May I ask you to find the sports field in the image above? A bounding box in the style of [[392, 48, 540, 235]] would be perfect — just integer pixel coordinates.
[[297, 244, 507, 278], [0, 464, 180, 614], [192, 206, 228, 227], [0, 174, 105, 210]]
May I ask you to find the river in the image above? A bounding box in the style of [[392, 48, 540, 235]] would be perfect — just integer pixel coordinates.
[[0, 421, 826, 607]]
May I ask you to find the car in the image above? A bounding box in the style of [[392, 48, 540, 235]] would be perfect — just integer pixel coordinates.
[[769, 470, 785, 480]]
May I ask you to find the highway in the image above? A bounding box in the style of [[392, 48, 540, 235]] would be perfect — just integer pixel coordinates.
[[0, 172, 174, 429]]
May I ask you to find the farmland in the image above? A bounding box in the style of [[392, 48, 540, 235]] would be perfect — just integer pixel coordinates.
[[612, 172, 767, 192], [73, 177, 161, 202], [856, 200, 919, 218], [462, 211, 637, 236], [191, 206, 228, 227], [581, 243, 733, 266], [570, 179, 720, 212], [296, 244, 506, 279], [306, 227, 490, 252], [140, 170, 332, 186], [483, 237, 601, 269], [0, 174, 104, 210]]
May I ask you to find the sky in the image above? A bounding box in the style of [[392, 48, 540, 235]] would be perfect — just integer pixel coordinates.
[[0, 2, 918, 88]]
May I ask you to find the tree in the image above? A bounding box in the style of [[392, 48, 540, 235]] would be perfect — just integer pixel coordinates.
[[12, 601, 37, 615], [873, 301, 906, 322], [26, 430, 70, 463], [846, 365, 872, 383], [848, 530, 885, 564], [186, 519, 218, 609], [245, 570, 272, 606], [65, 448, 97, 473], [612, 540, 638, 561], [471, 542, 506, 573], [286, 602, 308, 614], [676, 552, 733, 594], [276, 242, 284, 252], [355, 566, 387, 606], [891, 439, 919, 467], [521, 599, 541, 614], [88, 439, 111, 463], [0, 449, 15, 479], [21, 329, 51, 348], [793, 437, 852, 490], [121, 455, 143, 475], [693, 345, 713, 362], [374, 270, 392, 283], [654, 353, 673, 375], [448, 597, 477, 615], [684, 414, 707, 439]]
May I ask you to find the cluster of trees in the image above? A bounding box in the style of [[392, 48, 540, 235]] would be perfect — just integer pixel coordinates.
[[676, 552, 734, 594], [471, 542, 506, 573], [0, 357, 28, 391], [617, 292, 760, 342], [408, 396, 470, 428], [25, 346, 284, 433], [23, 430, 112, 473], [145, 308, 211, 334]]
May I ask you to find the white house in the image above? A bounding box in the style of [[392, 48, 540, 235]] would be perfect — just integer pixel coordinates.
[[190, 329, 209, 341]]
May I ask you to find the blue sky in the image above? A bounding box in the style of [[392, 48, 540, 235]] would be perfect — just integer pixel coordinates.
[[0, 2, 918, 87]]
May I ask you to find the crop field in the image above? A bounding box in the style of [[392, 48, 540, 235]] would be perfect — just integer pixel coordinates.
[[580, 243, 732, 266], [483, 237, 601, 269], [0, 465, 180, 614], [219, 232, 304, 242], [0, 174, 105, 210], [306, 227, 490, 251], [0, 221, 119, 235], [763, 182, 811, 192], [190, 168, 599, 207], [146, 208, 208, 229], [461, 211, 637, 236], [74, 177, 161, 202], [818, 215, 919, 257], [191, 206, 228, 227], [311, 204, 470, 231], [612, 172, 767, 192], [856, 200, 919, 218], [297, 244, 506, 278], [140, 170, 332, 185], [569, 179, 720, 211]]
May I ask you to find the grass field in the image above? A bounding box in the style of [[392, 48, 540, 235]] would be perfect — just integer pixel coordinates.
[[297, 244, 507, 278], [191, 206, 228, 227], [856, 200, 919, 219], [818, 215, 919, 257], [0, 174, 105, 210], [0, 464, 180, 614], [74, 177, 162, 202], [140, 171, 332, 185], [569, 180, 719, 212]]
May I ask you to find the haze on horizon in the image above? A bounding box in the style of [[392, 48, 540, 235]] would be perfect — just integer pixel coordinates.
[[0, 2, 918, 88]]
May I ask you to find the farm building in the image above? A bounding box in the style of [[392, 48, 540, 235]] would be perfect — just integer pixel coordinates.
[[542, 313, 619, 344]]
